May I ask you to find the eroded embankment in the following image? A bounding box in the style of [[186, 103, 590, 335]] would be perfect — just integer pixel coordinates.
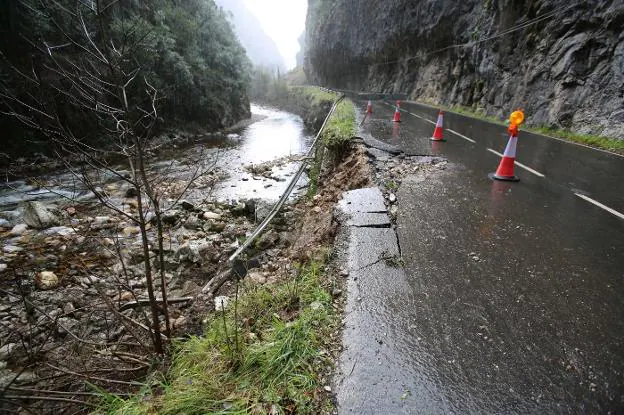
[[108, 90, 373, 414], [0, 96, 353, 414]]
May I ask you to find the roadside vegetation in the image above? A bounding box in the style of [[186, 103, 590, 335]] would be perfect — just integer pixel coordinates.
[[529, 126, 624, 154], [0, 0, 251, 159], [0, 2, 254, 412], [287, 88, 356, 196], [443, 104, 624, 154], [319, 98, 357, 154], [97, 87, 354, 415], [100, 253, 340, 415], [249, 72, 358, 195]]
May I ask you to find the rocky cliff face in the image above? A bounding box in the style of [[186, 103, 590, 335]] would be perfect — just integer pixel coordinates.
[[305, 0, 624, 138]]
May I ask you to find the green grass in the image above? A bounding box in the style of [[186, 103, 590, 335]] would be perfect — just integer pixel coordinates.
[[530, 126, 624, 153], [384, 180, 399, 191], [289, 86, 336, 107], [309, 99, 356, 195], [288, 87, 356, 196], [447, 104, 503, 126], [423, 101, 624, 154], [99, 258, 339, 415], [320, 99, 356, 152]]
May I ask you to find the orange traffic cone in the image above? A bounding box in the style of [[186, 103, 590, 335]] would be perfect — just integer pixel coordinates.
[[489, 125, 520, 182], [392, 105, 401, 122], [430, 110, 445, 141], [367, 100, 373, 114]]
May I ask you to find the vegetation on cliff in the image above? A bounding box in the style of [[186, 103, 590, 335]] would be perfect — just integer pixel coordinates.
[[0, 0, 251, 157]]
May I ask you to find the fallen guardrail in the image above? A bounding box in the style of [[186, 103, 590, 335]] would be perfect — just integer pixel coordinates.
[[201, 90, 345, 296], [227, 93, 346, 263]]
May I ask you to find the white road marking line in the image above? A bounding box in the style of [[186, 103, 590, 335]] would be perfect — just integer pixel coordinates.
[[447, 128, 476, 143], [486, 148, 546, 178], [409, 112, 436, 125], [384, 102, 435, 124], [400, 101, 623, 158], [575, 193, 624, 220]]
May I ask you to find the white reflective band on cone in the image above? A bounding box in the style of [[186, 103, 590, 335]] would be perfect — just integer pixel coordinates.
[[436, 114, 443, 127], [503, 136, 518, 158]]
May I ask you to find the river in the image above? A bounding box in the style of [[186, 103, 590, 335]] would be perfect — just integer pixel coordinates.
[[0, 104, 313, 227]]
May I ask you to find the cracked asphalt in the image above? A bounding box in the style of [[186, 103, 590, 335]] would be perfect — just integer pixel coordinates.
[[334, 99, 624, 414]]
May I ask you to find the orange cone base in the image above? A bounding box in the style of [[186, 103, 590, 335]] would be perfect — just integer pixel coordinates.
[[430, 137, 446, 142], [488, 172, 520, 182]]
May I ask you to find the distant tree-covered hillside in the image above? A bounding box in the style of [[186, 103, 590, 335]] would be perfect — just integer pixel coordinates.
[[0, 0, 252, 158]]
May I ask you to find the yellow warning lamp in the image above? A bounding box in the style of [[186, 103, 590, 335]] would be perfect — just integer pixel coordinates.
[[509, 109, 525, 127], [507, 109, 524, 136]]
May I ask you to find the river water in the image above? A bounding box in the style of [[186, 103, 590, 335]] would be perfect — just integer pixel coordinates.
[[0, 104, 312, 226]]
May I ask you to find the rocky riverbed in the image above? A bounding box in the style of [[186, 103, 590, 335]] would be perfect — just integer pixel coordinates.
[[0, 105, 316, 413]]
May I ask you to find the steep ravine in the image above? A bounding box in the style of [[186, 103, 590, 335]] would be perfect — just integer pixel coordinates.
[[305, 0, 624, 138]]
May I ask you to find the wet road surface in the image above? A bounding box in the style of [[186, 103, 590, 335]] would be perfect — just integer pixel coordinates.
[[347, 100, 624, 413]]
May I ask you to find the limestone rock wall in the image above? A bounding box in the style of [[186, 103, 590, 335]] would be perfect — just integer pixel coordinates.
[[305, 0, 624, 138]]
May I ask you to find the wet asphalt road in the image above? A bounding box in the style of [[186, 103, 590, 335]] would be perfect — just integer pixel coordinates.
[[354, 100, 624, 413]]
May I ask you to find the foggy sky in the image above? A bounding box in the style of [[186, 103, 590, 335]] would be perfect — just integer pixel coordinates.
[[243, 0, 308, 69]]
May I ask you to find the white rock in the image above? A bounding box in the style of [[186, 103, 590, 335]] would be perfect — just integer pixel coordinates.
[[122, 226, 141, 236], [202, 211, 222, 220], [63, 302, 75, 315], [3, 245, 23, 254], [247, 271, 267, 285], [9, 224, 28, 236], [14, 371, 38, 384], [0, 264, 6, 272], [176, 239, 213, 263], [92, 216, 111, 228], [44, 226, 76, 236], [388, 193, 397, 203], [81, 275, 103, 286], [22, 201, 60, 229], [35, 271, 59, 290], [310, 301, 324, 311], [214, 296, 229, 311]]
